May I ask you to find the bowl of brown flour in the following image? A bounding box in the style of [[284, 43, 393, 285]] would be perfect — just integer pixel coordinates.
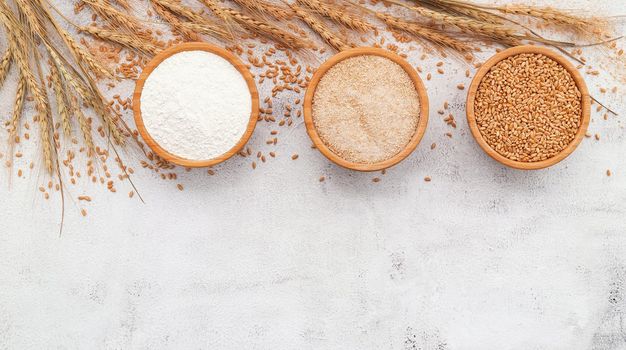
[[303, 47, 429, 172]]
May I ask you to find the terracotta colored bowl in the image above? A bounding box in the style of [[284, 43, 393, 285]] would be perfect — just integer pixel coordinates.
[[133, 42, 259, 168], [466, 45, 591, 170], [303, 47, 429, 172]]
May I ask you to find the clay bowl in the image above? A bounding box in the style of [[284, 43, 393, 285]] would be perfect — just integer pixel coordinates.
[[466, 45, 590, 170], [303, 47, 429, 172], [133, 42, 259, 168]]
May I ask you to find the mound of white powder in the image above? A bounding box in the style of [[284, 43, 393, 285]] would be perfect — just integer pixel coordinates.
[[140, 50, 252, 161]]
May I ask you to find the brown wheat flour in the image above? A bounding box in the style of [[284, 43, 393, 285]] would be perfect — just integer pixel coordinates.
[[312, 55, 420, 164]]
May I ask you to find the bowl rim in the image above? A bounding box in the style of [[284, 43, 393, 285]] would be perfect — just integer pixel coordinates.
[[303, 47, 429, 172], [132, 42, 259, 168], [466, 45, 591, 170]]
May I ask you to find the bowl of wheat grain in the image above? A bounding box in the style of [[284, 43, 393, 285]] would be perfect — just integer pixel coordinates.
[[466, 45, 590, 170]]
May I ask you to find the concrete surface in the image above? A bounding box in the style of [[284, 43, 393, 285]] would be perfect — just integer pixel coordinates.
[[0, 0, 625, 349]]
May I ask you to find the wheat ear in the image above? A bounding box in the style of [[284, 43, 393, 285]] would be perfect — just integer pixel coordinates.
[[81, 25, 161, 56], [14, 0, 47, 38], [290, 4, 350, 51], [83, 0, 151, 39], [392, 1, 517, 42], [111, 0, 130, 10], [423, 0, 504, 24], [30, 0, 114, 79], [231, 0, 294, 21], [498, 5, 595, 27], [71, 96, 95, 157], [2, 11, 53, 172], [49, 60, 72, 136], [45, 43, 96, 106], [297, 0, 373, 32], [152, 2, 199, 41], [152, 0, 230, 40], [9, 72, 26, 143], [376, 12, 473, 53], [0, 48, 12, 87], [199, 1, 313, 49]]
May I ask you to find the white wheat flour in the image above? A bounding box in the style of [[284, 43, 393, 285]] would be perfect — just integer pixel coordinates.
[[140, 50, 252, 160]]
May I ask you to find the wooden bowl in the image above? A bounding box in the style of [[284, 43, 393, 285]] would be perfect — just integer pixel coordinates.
[[303, 47, 429, 172], [133, 42, 259, 168], [466, 45, 590, 170]]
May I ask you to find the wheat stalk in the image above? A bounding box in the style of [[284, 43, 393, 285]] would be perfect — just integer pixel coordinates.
[[45, 43, 96, 106], [199, 0, 313, 49], [386, 0, 521, 46], [153, 0, 206, 23], [0, 48, 11, 87], [9, 72, 26, 143], [31, 0, 114, 79], [14, 0, 47, 38], [152, 2, 199, 41], [420, 0, 504, 24], [81, 25, 161, 56], [178, 21, 229, 40], [290, 4, 350, 51], [231, 0, 294, 21], [297, 0, 373, 32], [110, 0, 130, 10], [83, 0, 150, 38], [71, 96, 95, 157], [152, 0, 230, 39], [49, 60, 72, 136], [376, 12, 473, 53], [497, 5, 595, 27]]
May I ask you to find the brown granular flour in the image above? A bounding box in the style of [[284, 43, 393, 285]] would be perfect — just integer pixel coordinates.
[[474, 53, 582, 162], [312, 55, 420, 164]]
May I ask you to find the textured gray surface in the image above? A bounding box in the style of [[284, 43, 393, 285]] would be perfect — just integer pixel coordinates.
[[0, 0, 625, 349]]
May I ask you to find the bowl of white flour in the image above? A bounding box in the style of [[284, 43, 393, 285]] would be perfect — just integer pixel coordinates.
[[133, 42, 259, 167]]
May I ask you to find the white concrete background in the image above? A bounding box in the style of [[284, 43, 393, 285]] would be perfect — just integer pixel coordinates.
[[0, 0, 625, 349]]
